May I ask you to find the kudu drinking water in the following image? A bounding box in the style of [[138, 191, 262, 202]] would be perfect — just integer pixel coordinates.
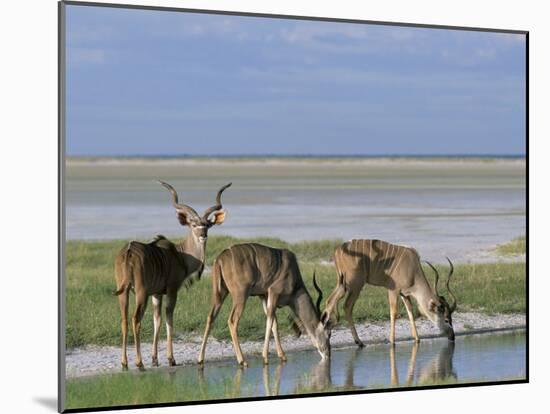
[[197, 243, 331, 367], [322, 239, 457, 346], [113, 181, 231, 369]]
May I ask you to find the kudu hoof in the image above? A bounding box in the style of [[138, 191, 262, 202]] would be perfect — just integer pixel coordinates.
[[279, 355, 287, 363], [239, 360, 248, 368], [121, 362, 128, 371], [168, 358, 177, 367], [355, 340, 365, 348], [263, 358, 269, 366], [152, 357, 159, 367], [136, 362, 146, 371]]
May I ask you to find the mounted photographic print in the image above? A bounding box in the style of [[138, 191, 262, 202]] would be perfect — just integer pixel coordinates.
[[59, 1, 528, 412]]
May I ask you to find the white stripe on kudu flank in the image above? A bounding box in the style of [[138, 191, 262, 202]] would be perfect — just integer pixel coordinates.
[[388, 244, 399, 275], [369, 240, 373, 276], [374, 240, 381, 277], [389, 243, 397, 274], [393, 247, 406, 275], [230, 248, 237, 279], [362, 239, 367, 276]]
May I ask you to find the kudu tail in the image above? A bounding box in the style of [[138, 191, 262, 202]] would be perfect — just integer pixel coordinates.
[[210, 257, 226, 299], [112, 247, 133, 296]]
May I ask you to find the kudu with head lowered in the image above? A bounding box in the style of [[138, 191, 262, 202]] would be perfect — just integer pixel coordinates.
[[197, 243, 331, 367], [113, 181, 231, 369], [322, 239, 456, 346]]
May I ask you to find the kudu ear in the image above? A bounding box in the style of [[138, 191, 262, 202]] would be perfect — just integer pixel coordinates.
[[208, 209, 226, 226], [176, 211, 192, 226]]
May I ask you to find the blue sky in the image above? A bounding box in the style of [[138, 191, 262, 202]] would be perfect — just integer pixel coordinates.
[[66, 5, 526, 156]]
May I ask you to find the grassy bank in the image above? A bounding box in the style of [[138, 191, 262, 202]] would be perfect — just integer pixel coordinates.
[[65, 365, 525, 410], [494, 236, 526, 256], [65, 236, 526, 348], [65, 369, 243, 409]]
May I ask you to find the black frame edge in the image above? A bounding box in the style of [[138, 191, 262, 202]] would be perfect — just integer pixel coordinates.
[[58, 1, 67, 412], [62, 0, 528, 35]]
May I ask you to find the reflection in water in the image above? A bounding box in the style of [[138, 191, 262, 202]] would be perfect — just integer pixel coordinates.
[[66, 332, 525, 409], [390, 343, 417, 386], [309, 360, 332, 391], [418, 341, 456, 384], [389, 341, 455, 387], [192, 340, 462, 395], [263, 363, 284, 396], [116, 333, 521, 401], [293, 359, 332, 393], [328, 340, 457, 391], [289, 340, 457, 394], [343, 348, 363, 390]]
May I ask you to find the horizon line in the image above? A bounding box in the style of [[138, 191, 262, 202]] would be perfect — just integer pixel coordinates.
[[66, 153, 526, 159]]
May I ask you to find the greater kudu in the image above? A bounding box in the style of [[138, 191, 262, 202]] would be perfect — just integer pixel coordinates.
[[322, 239, 456, 346], [113, 181, 231, 369], [197, 243, 331, 366]]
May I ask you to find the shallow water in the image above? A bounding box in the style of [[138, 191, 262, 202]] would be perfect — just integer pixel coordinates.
[[65, 159, 526, 262], [183, 331, 526, 395], [66, 331, 526, 408]]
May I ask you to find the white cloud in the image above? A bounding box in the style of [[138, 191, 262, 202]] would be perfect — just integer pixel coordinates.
[[278, 22, 426, 55], [281, 23, 370, 44], [146, 15, 249, 40]]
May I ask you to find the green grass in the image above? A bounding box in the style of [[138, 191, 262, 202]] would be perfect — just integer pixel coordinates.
[[65, 366, 526, 410], [65, 369, 244, 409], [65, 236, 526, 348], [494, 236, 526, 256]]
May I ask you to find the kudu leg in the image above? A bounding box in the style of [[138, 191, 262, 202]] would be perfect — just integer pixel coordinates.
[[400, 295, 420, 343], [228, 300, 248, 366], [118, 289, 129, 370], [344, 289, 364, 347], [262, 296, 278, 365], [388, 291, 399, 345], [262, 297, 286, 362], [151, 295, 162, 366], [132, 293, 148, 370], [165, 291, 178, 366], [197, 291, 227, 365], [271, 316, 286, 362]]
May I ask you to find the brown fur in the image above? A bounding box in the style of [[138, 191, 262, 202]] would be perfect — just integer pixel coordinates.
[[323, 239, 456, 346], [114, 181, 230, 370], [197, 243, 331, 366]]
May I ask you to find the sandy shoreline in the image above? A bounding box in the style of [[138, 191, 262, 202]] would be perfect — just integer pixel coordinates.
[[65, 311, 525, 379], [66, 156, 525, 169]]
